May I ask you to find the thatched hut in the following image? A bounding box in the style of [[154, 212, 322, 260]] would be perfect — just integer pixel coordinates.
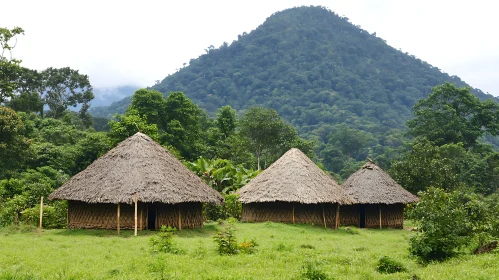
[[340, 161, 418, 229], [49, 132, 223, 231], [237, 148, 352, 228]]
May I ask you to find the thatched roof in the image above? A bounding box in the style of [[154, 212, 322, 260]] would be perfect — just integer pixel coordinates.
[[237, 148, 353, 204], [342, 161, 419, 204], [49, 133, 223, 205]]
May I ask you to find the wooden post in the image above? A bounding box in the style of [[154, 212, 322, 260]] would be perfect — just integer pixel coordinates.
[[292, 204, 295, 224], [39, 197, 44, 229], [335, 204, 340, 229], [134, 193, 138, 236], [379, 205, 382, 229], [178, 206, 182, 230], [322, 204, 327, 228], [117, 203, 121, 235]]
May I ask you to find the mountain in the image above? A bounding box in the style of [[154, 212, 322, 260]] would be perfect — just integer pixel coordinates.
[[90, 6, 498, 168], [89, 86, 138, 117]]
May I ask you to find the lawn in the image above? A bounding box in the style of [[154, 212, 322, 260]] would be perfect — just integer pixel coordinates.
[[0, 222, 497, 279]]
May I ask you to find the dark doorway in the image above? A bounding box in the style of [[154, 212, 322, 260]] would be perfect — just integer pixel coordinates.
[[359, 205, 366, 228], [148, 204, 156, 230]]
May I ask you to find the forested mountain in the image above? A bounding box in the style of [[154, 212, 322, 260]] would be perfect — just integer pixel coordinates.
[[90, 6, 498, 173]]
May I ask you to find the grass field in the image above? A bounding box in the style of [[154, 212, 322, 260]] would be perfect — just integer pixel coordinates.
[[0, 222, 497, 279]]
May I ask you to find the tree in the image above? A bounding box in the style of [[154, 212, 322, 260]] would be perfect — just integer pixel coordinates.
[[216, 105, 237, 139], [408, 83, 499, 148], [128, 88, 166, 127], [0, 106, 30, 178], [108, 109, 159, 145], [0, 27, 24, 103], [40, 67, 94, 123], [239, 107, 314, 170]]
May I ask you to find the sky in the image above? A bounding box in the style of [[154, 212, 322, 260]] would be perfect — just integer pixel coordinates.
[[3, 0, 499, 97]]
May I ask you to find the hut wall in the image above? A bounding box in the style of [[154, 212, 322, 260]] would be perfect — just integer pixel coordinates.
[[241, 202, 338, 228], [339, 205, 360, 227], [156, 202, 203, 229], [68, 200, 147, 230], [381, 203, 404, 229]]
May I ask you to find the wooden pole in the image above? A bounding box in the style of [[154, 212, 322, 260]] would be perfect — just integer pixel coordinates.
[[178, 206, 182, 230], [379, 205, 382, 229], [335, 204, 340, 229], [292, 204, 295, 224], [39, 197, 44, 229], [134, 193, 138, 236], [322, 204, 327, 228], [117, 203, 121, 235]]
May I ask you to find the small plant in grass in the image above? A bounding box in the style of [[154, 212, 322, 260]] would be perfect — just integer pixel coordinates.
[[298, 262, 331, 280], [376, 256, 406, 274], [214, 226, 239, 255], [149, 225, 183, 254], [238, 239, 258, 254]]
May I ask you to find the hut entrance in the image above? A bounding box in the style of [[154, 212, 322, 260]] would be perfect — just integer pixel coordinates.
[[148, 204, 156, 230], [359, 205, 366, 228]]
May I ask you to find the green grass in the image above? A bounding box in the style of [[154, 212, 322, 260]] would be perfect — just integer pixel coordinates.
[[0, 222, 497, 279]]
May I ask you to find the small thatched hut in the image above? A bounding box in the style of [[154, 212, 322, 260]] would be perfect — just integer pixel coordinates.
[[237, 148, 352, 228], [49, 132, 223, 231], [340, 161, 418, 229]]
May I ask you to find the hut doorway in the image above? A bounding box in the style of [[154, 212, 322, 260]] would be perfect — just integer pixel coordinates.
[[148, 204, 156, 230], [359, 205, 366, 228]]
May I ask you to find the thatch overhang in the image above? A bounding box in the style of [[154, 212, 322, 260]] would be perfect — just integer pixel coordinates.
[[341, 161, 419, 204], [49, 132, 223, 205], [237, 148, 353, 205]]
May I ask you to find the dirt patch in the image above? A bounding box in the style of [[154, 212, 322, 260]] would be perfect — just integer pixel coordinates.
[[473, 241, 498, 255]]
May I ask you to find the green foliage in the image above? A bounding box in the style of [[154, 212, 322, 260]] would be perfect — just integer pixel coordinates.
[[108, 109, 159, 145], [216, 105, 237, 138], [376, 256, 406, 274], [238, 239, 258, 254], [408, 83, 499, 148], [0, 106, 30, 177], [408, 187, 492, 262], [0, 26, 24, 103], [149, 225, 183, 254], [20, 201, 67, 229], [298, 262, 331, 280], [213, 226, 239, 255]]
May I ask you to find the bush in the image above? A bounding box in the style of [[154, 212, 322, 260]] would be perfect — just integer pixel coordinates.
[[376, 256, 406, 274], [408, 187, 489, 262], [204, 193, 242, 221], [238, 239, 258, 254], [21, 201, 67, 229], [213, 226, 239, 255], [149, 225, 183, 254], [298, 262, 331, 280]]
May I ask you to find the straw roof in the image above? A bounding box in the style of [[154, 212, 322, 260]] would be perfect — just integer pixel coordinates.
[[237, 148, 353, 204], [342, 161, 419, 204], [49, 132, 223, 205]]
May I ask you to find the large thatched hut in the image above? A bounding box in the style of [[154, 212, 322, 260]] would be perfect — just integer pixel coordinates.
[[340, 161, 418, 229], [49, 132, 223, 230], [237, 148, 352, 228]]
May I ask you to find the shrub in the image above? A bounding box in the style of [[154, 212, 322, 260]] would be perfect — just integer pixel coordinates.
[[376, 256, 406, 274], [21, 201, 67, 229], [408, 187, 489, 262], [299, 262, 331, 280], [213, 226, 239, 255], [204, 193, 242, 221], [149, 225, 183, 254]]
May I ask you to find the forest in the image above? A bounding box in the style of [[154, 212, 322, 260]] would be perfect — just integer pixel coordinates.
[[1, 5, 498, 269]]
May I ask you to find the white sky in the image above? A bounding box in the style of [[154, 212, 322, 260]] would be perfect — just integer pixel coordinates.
[[3, 0, 499, 96]]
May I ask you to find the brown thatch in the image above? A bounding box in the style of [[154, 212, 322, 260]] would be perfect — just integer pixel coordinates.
[[49, 132, 223, 205], [238, 148, 352, 204], [342, 161, 418, 204]]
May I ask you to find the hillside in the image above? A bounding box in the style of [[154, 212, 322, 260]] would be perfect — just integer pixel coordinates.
[[90, 6, 498, 169]]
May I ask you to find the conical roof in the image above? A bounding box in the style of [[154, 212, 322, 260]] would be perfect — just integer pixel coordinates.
[[342, 161, 419, 204], [49, 132, 223, 205], [237, 148, 352, 204]]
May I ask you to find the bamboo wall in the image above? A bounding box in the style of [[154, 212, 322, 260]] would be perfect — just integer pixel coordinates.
[[67, 201, 204, 230], [339, 203, 405, 229], [241, 202, 338, 228]]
